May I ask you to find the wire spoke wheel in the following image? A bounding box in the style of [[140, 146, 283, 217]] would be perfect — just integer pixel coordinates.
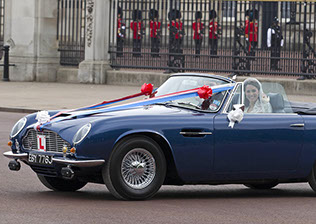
[[103, 136, 166, 200], [121, 148, 156, 189]]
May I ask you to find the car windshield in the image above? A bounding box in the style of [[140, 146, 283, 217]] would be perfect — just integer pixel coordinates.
[[155, 75, 230, 111]]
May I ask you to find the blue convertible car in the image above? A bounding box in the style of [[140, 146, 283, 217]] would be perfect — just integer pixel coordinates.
[[4, 73, 316, 200]]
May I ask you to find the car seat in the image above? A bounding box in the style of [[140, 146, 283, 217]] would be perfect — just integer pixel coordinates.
[[267, 93, 285, 113]]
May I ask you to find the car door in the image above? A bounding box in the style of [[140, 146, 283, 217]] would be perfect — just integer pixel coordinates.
[[213, 83, 304, 177]]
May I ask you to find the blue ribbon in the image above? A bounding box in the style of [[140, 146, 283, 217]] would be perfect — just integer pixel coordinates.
[[39, 84, 234, 130]]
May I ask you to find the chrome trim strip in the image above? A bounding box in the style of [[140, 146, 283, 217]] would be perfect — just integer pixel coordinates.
[[290, 123, 305, 128], [222, 82, 242, 113], [180, 132, 213, 135], [171, 73, 234, 83], [52, 158, 105, 167], [3, 151, 28, 161]]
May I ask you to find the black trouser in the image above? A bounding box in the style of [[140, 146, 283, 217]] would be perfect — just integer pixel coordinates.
[[133, 39, 142, 57], [270, 47, 281, 70], [168, 37, 175, 67], [117, 36, 124, 57], [195, 39, 202, 56], [209, 39, 218, 56], [168, 37, 184, 70], [174, 38, 182, 53], [247, 41, 257, 59], [151, 37, 160, 57]]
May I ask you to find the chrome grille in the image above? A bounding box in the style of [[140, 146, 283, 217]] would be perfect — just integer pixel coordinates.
[[22, 129, 71, 153]]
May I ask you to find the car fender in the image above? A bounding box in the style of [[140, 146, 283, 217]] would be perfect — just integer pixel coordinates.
[[114, 129, 176, 161], [115, 129, 171, 149]]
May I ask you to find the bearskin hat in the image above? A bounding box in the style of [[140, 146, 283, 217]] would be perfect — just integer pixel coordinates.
[[209, 10, 217, 20], [149, 9, 159, 20], [133, 9, 142, 20], [195, 11, 202, 20], [118, 6, 122, 16], [168, 9, 181, 21]]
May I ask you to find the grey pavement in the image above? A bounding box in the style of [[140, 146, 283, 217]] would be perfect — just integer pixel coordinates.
[[0, 81, 140, 113], [0, 78, 315, 113]]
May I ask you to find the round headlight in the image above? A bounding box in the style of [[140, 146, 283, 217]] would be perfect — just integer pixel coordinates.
[[73, 123, 91, 145], [10, 117, 27, 138]]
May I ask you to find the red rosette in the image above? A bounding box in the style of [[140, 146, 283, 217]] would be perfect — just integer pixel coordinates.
[[198, 85, 213, 99], [141, 83, 154, 96]]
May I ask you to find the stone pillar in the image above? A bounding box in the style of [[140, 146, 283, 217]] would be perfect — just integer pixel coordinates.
[[78, 0, 112, 84], [5, 0, 59, 82]]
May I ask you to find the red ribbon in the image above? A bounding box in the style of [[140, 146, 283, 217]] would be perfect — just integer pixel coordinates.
[[51, 83, 154, 120], [197, 85, 213, 99], [141, 83, 154, 96]]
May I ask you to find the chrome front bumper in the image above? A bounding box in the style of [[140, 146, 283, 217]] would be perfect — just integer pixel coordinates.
[[3, 151, 105, 168]]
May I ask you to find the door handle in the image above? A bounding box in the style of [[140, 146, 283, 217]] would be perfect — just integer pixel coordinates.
[[290, 123, 304, 128], [180, 131, 213, 137]]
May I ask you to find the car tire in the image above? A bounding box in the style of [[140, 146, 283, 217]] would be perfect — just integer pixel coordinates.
[[103, 136, 166, 200], [37, 174, 87, 192], [244, 182, 278, 190], [308, 164, 316, 192]]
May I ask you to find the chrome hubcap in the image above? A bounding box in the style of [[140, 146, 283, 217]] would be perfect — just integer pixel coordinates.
[[121, 148, 156, 189]]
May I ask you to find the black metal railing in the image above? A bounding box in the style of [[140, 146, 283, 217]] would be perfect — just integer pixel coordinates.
[[108, 0, 316, 78], [57, 0, 86, 66]]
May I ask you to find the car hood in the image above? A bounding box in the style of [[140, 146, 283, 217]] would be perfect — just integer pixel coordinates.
[[32, 104, 208, 142]]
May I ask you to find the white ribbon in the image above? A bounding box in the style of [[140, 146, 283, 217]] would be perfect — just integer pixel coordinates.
[[227, 104, 244, 128], [35, 111, 51, 125]]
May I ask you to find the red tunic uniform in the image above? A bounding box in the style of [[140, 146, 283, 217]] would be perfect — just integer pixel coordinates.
[[192, 22, 204, 40], [130, 21, 143, 40], [150, 21, 161, 38], [245, 21, 258, 42], [168, 21, 183, 39], [209, 21, 218, 39]]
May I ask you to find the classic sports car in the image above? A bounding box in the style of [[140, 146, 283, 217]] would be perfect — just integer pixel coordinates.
[[4, 73, 316, 200]]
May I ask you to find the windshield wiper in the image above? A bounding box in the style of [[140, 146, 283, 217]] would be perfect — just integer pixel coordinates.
[[175, 101, 201, 110], [154, 102, 173, 106]]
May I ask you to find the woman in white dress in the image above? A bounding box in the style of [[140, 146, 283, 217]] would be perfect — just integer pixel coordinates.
[[244, 78, 272, 113]]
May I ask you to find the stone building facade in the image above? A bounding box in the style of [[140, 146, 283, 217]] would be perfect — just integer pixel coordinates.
[[5, 0, 111, 83]]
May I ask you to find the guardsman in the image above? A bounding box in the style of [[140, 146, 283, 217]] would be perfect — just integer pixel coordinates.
[[245, 10, 258, 57], [192, 11, 204, 57], [117, 7, 126, 57], [209, 10, 220, 56], [166, 10, 185, 72], [170, 10, 184, 52], [168, 10, 184, 54], [267, 17, 284, 70], [149, 9, 161, 57], [130, 10, 144, 57]]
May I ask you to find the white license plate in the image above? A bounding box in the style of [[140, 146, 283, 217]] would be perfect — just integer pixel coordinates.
[[28, 153, 53, 165]]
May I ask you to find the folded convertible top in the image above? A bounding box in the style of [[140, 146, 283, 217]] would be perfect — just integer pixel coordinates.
[[290, 101, 316, 115]]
